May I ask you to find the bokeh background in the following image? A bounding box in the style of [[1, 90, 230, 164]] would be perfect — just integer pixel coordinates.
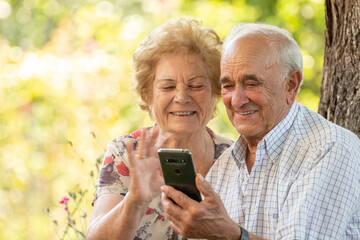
[[0, 0, 324, 239]]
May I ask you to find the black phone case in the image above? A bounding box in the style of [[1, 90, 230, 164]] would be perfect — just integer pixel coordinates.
[[158, 148, 201, 202]]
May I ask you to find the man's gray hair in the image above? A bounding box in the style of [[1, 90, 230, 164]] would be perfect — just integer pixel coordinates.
[[223, 23, 303, 81]]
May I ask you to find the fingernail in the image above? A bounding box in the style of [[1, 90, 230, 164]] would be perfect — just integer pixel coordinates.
[[197, 173, 204, 182]]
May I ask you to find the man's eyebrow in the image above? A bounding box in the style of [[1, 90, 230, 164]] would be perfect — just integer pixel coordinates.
[[219, 77, 230, 84], [243, 74, 260, 81]]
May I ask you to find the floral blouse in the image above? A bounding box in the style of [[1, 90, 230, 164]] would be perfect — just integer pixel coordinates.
[[93, 127, 233, 240]]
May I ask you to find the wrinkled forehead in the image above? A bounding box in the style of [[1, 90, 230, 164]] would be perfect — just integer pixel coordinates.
[[222, 34, 278, 69]]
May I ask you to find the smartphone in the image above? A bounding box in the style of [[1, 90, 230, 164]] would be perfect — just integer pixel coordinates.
[[157, 148, 201, 202]]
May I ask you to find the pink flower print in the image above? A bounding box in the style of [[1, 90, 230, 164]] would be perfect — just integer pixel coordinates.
[[157, 214, 165, 221], [130, 129, 141, 139], [103, 156, 114, 166], [145, 207, 154, 215], [116, 161, 129, 176]]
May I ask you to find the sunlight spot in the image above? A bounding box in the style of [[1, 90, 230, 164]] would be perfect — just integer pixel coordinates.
[[142, 0, 163, 13], [98, 106, 113, 122], [0, 1, 11, 19], [29, 152, 46, 170], [76, 106, 91, 122], [122, 15, 143, 39], [16, 7, 31, 24], [310, 0, 323, 4], [301, 5, 314, 19], [44, 0, 60, 16], [303, 54, 315, 69], [23, 0, 39, 9], [96, 1, 114, 18], [9, 189, 23, 204], [9, 47, 23, 62]]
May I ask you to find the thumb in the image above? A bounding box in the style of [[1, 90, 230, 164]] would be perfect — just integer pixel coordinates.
[[195, 173, 215, 199]]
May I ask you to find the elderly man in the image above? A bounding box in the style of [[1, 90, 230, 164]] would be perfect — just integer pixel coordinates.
[[161, 23, 360, 239]]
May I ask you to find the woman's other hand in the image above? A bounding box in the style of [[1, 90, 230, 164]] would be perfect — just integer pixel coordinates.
[[126, 126, 169, 205]]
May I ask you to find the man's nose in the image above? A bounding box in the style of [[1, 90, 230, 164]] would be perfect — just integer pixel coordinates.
[[231, 86, 249, 108], [174, 87, 191, 104]]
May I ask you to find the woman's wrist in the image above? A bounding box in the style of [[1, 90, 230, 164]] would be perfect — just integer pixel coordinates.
[[125, 191, 151, 213]]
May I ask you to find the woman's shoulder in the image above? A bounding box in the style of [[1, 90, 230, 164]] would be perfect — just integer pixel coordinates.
[[108, 126, 154, 149], [206, 127, 234, 159], [206, 127, 234, 145], [107, 127, 152, 155]]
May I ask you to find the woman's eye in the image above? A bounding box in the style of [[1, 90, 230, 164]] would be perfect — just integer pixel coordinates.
[[161, 85, 175, 90], [190, 85, 203, 89]]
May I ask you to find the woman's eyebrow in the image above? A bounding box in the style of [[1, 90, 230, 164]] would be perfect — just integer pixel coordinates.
[[188, 75, 207, 81], [155, 78, 176, 82]]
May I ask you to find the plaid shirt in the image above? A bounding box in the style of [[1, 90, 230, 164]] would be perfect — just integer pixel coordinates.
[[207, 102, 360, 239]]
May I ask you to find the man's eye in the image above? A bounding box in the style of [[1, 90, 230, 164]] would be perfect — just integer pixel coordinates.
[[247, 81, 259, 87], [222, 84, 233, 89]]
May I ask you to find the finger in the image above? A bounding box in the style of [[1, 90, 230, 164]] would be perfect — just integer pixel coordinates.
[[195, 173, 217, 199], [160, 190, 184, 223], [136, 128, 148, 158], [126, 141, 136, 169], [161, 184, 197, 210], [147, 126, 160, 155]]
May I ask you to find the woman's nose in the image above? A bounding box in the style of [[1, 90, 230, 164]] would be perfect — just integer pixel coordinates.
[[174, 87, 191, 104]]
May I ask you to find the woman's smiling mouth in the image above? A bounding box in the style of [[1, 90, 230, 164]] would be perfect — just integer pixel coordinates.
[[170, 111, 196, 116]]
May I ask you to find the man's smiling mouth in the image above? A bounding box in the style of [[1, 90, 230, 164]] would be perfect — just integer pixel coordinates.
[[238, 110, 256, 115]]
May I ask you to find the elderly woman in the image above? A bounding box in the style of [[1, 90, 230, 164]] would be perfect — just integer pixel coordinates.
[[86, 18, 233, 239]]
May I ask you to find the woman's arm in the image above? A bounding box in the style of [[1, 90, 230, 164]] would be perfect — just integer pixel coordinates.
[[86, 127, 168, 239], [86, 192, 149, 240]]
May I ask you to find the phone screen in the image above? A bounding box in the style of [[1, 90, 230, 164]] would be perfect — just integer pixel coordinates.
[[158, 148, 201, 202]]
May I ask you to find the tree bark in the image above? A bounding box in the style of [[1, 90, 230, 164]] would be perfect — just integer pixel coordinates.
[[318, 0, 360, 137]]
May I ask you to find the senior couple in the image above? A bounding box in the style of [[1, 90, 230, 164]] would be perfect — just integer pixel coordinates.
[[86, 18, 360, 240]]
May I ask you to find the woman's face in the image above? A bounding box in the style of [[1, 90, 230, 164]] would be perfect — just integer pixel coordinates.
[[150, 52, 216, 137]]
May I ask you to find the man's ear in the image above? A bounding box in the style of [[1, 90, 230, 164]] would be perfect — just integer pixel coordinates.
[[285, 70, 302, 105]]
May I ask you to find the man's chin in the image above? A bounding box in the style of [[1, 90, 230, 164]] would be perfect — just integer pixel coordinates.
[[235, 125, 261, 138]]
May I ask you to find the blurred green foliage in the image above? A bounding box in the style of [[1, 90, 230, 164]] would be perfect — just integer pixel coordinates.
[[0, 0, 324, 239]]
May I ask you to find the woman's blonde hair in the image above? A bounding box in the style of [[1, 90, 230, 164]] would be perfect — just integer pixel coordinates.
[[132, 18, 222, 113]]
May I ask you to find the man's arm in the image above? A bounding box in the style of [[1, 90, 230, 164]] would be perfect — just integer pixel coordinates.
[[161, 174, 265, 240]]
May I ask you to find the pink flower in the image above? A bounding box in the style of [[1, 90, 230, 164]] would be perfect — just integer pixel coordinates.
[[60, 197, 69, 204], [103, 156, 114, 166], [116, 161, 130, 176], [145, 207, 154, 215], [157, 214, 165, 221], [130, 129, 141, 139]]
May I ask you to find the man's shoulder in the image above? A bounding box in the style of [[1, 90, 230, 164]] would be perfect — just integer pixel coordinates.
[[293, 104, 359, 149]]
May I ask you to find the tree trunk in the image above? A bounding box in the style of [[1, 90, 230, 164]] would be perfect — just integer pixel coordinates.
[[318, 0, 360, 137]]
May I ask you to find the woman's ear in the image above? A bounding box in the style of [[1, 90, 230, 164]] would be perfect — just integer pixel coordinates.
[[285, 70, 302, 105]]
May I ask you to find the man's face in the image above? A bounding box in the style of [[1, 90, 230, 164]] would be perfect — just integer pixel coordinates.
[[220, 35, 292, 144]]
